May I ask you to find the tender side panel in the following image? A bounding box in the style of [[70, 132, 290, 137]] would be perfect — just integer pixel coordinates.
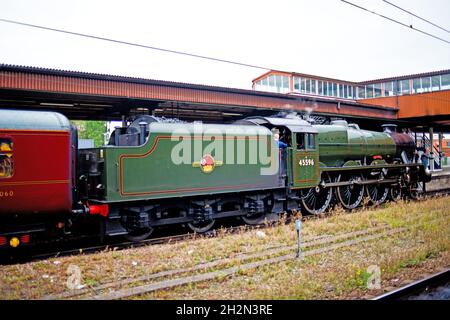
[[103, 133, 280, 202], [0, 130, 72, 215]]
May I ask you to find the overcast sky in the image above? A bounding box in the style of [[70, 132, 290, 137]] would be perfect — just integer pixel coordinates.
[[0, 0, 449, 89]]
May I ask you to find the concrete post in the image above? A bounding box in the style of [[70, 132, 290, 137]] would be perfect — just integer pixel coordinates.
[[438, 132, 443, 169], [429, 127, 434, 171], [295, 219, 302, 259]]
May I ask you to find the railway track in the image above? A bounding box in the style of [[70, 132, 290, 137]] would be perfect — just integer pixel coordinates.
[[1, 213, 326, 264], [43, 215, 448, 300], [0, 223, 266, 264], [43, 226, 400, 300], [2, 188, 449, 265], [373, 269, 450, 300]]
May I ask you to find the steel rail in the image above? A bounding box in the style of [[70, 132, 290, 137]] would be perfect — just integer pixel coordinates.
[[373, 269, 450, 300], [89, 228, 409, 300], [43, 224, 392, 300]]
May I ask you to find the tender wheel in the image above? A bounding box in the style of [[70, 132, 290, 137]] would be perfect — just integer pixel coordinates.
[[241, 194, 276, 225], [388, 185, 402, 202], [242, 214, 267, 225], [336, 173, 364, 210], [124, 228, 154, 242], [187, 220, 215, 233], [300, 173, 333, 215]]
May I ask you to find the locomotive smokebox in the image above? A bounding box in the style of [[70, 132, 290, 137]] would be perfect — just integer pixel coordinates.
[[382, 125, 416, 160]]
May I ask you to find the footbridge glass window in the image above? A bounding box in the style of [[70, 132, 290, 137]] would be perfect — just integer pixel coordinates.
[[357, 86, 365, 99], [311, 80, 316, 94], [400, 79, 410, 94], [0, 138, 13, 179], [305, 79, 311, 93], [413, 78, 421, 94], [339, 84, 344, 98], [432, 76, 441, 91], [374, 83, 382, 97], [294, 77, 300, 92], [264, 75, 290, 93], [281, 76, 289, 93], [366, 84, 374, 98], [327, 82, 333, 97], [268, 76, 275, 91], [422, 77, 431, 92], [294, 77, 319, 95], [384, 82, 394, 96], [441, 74, 450, 90]]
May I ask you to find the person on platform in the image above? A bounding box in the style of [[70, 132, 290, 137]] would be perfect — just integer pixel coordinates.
[[420, 147, 433, 170]]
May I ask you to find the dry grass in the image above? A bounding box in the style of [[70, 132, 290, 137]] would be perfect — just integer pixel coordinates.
[[0, 196, 449, 300]]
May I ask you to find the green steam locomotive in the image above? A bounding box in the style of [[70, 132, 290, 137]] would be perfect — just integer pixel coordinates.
[[77, 115, 429, 241]]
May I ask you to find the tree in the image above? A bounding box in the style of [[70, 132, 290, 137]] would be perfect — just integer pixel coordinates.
[[71, 120, 106, 147]]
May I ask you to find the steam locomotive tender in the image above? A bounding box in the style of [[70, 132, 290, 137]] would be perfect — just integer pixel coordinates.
[[0, 109, 430, 248]]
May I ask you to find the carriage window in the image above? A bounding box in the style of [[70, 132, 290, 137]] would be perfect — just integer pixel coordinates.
[[296, 133, 305, 150], [307, 134, 316, 149], [0, 138, 13, 179]]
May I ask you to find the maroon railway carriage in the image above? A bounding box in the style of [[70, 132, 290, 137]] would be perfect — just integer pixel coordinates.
[[0, 109, 77, 248]]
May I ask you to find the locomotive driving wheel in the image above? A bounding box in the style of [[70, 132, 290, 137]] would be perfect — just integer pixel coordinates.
[[300, 173, 333, 215], [336, 173, 365, 210], [388, 185, 402, 201], [408, 181, 425, 200], [365, 173, 389, 206]]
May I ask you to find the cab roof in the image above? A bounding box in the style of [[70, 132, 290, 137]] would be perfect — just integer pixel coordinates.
[[237, 116, 318, 133]]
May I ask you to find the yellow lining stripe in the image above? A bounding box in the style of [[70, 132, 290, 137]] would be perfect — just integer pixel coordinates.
[[0, 180, 69, 186]]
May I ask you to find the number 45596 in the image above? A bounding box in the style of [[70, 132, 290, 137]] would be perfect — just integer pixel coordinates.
[[299, 159, 315, 166]]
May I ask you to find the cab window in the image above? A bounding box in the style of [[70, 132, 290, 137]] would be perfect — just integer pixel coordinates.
[[307, 133, 316, 149], [0, 138, 13, 179], [296, 133, 305, 150]]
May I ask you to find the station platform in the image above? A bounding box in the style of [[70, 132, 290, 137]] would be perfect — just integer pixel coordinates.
[[432, 166, 450, 177], [428, 166, 450, 192]]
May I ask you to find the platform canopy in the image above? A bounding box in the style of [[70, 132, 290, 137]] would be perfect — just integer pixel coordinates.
[[1, 64, 447, 131]]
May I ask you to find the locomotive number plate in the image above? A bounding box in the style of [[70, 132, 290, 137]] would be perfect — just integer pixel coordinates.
[[298, 158, 315, 166]]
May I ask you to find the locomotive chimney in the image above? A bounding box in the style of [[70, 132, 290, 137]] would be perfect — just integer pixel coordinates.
[[381, 124, 397, 134]]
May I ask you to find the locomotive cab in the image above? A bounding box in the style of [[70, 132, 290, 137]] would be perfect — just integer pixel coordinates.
[[237, 116, 320, 189], [290, 128, 319, 188]]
